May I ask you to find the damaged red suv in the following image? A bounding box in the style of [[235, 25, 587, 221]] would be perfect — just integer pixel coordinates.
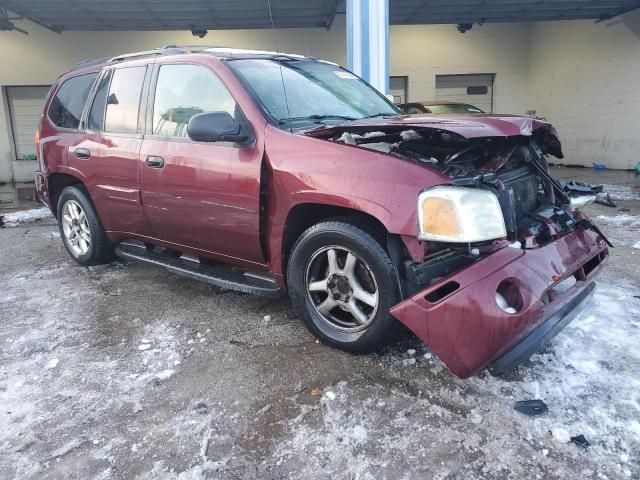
[[35, 46, 609, 378]]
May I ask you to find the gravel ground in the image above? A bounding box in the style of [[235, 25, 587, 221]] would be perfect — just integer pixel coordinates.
[[1, 168, 639, 480]]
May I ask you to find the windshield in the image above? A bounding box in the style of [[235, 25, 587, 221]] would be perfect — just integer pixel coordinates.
[[226, 58, 399, 128], [427, 103, 484, 114]]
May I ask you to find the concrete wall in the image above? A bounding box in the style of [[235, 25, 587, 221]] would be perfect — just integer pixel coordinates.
[[390, 23, 531, 115], [527, 13, 640, 169]]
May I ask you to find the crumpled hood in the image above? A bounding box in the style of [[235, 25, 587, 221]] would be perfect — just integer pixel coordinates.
[[305, 114, 564, 159], [307, 114, 551, 139]]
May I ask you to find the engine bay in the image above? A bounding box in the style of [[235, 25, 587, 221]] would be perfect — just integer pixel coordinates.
[[317, 125, 607, 250]]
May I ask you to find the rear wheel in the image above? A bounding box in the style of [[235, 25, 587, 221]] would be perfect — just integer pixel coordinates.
[[57, 185, 114, 266], [287, 219, 400, 353]]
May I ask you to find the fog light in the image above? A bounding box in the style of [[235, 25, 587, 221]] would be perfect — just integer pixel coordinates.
[[495, 279, 523, 314]]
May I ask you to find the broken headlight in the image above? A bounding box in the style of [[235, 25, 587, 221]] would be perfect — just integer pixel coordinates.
[[418, 186, 507, 243]]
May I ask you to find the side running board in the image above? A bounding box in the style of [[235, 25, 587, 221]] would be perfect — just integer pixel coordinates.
[[115, 243, 281, 296]]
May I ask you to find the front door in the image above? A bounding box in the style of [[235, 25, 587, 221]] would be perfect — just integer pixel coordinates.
[[139, 62, 265, 266]]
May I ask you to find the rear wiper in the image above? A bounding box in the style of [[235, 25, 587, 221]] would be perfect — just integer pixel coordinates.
[[279, 114, 357, 125]]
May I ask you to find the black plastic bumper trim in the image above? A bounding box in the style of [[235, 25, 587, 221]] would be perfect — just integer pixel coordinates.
[[488, 281, 596, 376]]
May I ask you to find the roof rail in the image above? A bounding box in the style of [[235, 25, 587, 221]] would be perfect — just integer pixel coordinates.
[[109, 47, 185, 63], [160, 44, 225, 50], [70, 45, 226, 71]]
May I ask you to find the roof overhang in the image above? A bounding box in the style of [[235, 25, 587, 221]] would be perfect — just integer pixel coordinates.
[[1, 0, 639, 34]]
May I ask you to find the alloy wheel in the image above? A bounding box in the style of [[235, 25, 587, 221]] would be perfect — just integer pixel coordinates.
[[61, 199, 91, 257], [305, 246, 379, 332]]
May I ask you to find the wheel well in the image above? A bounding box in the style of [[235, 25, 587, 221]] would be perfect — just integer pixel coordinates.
[[48, 173, 84, 217], [282, 203, 389, 274]]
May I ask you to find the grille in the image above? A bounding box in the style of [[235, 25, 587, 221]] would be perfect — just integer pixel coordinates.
[[499, 166, 540, 220]]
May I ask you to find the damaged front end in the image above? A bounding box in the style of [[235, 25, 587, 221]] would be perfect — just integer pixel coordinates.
[[308, 118, 610, 378]]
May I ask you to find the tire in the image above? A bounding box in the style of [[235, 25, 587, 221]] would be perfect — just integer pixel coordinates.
[[287, 219, 400, 353], [57, 185, 114, 266]]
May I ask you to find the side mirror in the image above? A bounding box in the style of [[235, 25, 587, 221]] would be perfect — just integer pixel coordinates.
[[187, 111, 249, 143]]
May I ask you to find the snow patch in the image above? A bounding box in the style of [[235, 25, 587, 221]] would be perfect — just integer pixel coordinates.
[[2, 207, 52, 227]]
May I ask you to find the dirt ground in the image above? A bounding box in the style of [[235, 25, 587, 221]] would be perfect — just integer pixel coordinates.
[[1, 167, 639, 480]]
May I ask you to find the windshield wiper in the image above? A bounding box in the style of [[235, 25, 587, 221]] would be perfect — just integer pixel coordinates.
[[279, 114, 358, 125], [360, 112, 399, 119]]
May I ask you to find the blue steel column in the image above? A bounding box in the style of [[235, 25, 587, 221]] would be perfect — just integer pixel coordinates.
[[347, 0, 389, 94]]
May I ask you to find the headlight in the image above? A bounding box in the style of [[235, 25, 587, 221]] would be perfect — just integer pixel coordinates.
[[418, 186, 507, 243]]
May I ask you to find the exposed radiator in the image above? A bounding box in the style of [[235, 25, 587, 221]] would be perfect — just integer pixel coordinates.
[[499, 166, 540, 220]]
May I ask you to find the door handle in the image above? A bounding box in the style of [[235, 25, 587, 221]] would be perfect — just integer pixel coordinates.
[[72, 148, 91, 159], [145, 156, 165, 168]]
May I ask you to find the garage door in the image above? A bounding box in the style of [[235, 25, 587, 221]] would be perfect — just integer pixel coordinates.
[[6, 86, 50, 160], [435, 74, 494, 113]]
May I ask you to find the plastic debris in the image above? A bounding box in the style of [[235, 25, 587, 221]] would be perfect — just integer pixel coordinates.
[[406, 349, 416, 356], [551, 427, 571, 444], [46, 358, 59, 369], [570, 434, 590, 449], [514, 399, 548, 416], [595, 193, 617, 208], [325, 391, 336, 400], [592, 162, 607, 170]]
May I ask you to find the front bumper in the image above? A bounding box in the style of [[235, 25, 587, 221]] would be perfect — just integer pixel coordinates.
[[390, 228, 608, 378]]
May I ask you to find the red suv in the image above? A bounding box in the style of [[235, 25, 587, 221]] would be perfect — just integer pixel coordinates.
[[35, 46, 608, 378]]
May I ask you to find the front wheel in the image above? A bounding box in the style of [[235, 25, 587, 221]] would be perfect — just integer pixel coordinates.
[[287, 219, 400, 353], [57, 185, 114, 266]]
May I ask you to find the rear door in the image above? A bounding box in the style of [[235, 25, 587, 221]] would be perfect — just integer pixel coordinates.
[[80, 64, 153, 235], [139, 61, 265, 266]]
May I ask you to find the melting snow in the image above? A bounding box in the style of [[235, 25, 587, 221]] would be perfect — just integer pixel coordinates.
[[1, 207, 52, 227]]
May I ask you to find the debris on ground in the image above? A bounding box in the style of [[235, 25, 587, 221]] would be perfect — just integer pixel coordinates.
[[551, 427, 572, 444], [324, 391, 336, 400], [514, 399, 549, 416], [595, 193, 617, 208], [45, 358, 59, 369], [257, 404, 272, 415], [570, 434, 591, 450]]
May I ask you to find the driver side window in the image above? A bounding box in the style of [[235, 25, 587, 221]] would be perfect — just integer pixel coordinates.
[[152, 64, 237, 138]]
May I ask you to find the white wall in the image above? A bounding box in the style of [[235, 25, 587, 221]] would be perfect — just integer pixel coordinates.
[[527, 13, 640, 169], [391, 23, 531, 115]]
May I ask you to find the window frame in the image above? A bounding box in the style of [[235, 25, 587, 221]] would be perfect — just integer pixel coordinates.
[[83, 69, 113, 133], [102, 65, 150, 136], [145, 61, 254, 146], [46, 71, 99, 132]]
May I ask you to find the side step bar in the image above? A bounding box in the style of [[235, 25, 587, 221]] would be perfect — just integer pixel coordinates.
[[115, 243, 281, 296]]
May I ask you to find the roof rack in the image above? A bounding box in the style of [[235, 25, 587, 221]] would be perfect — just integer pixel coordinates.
[[71, 45, 223, 71], [109, 47, 185, 63], [160, 44, 225, 50]]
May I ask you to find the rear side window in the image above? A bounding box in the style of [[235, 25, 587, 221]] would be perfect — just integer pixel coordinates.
[[48, 73, 98, 129], [104, 66, 146, 134], [152, 64, 237, 137], [87, 70, 112, 131]]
